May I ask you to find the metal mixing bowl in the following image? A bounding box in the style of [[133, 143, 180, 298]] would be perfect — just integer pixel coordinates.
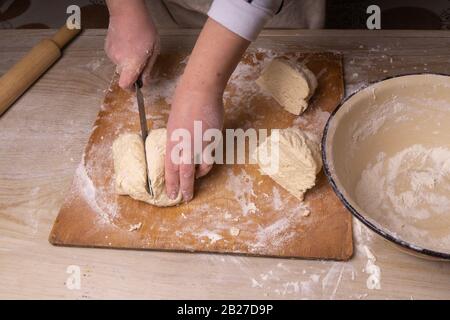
[[322, 74, 450, 260]]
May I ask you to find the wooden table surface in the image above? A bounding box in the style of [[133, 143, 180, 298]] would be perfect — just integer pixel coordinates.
[[1, 29, 449, 300]]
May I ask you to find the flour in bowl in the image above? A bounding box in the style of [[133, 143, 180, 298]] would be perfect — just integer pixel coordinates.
[[355, 144, 450, 253]]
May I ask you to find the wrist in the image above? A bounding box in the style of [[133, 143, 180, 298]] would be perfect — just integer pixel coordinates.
[[179, 76, 225, 97], [107, 0, 150, 22], [179, 65, 228, 96], [173, 81, 224, 112]]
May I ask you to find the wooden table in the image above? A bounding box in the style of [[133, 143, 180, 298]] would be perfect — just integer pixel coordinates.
[[1, 29, 449, 300]]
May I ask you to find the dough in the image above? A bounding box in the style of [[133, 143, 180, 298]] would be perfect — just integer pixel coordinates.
[[255, 127, 322, 201], [256, 59, 318, 115], [112, 128, 182, 207]]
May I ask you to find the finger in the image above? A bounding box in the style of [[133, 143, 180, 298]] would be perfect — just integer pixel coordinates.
[[196, 133, 220, 179], [141, 60, 153, 87], [196, 163, 213, 179], [104, 39, 119, 65], [164, 142, 181, 200], [118, 62, 142, 90], [142, 42, 160, 86], [179, 162, 195, 202]]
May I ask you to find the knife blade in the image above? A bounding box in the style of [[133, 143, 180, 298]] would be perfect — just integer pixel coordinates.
[[135, 78, 154, 197]]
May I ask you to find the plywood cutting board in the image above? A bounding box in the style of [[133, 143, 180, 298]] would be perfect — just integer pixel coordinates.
[[50, 51, 353, 260]]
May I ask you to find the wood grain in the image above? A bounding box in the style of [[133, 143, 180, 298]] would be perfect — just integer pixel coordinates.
[[0, 26, 80, 115], [1, 30, 450, 299]]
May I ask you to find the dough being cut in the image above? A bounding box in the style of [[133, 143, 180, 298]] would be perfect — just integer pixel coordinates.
[[255, 127, 322, 201], [256, 59, 318, 115], [112, 128, 182, 207]]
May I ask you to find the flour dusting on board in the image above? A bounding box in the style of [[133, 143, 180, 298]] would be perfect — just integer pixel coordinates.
[[194, 230, 223, 244], [293, 108, 331, 138], [225, 168, 258, 215], [255, 217, 294, 248], [69, 125, 119, 225], [73, 160, 117, 224], [252, 201, 311, 251], [272, 186, 283, 210]]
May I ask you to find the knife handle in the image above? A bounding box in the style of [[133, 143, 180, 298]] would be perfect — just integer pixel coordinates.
[[0, 25, 81, 116]]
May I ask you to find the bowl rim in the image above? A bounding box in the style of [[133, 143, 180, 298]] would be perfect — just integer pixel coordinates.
[[321, 72, 450, 260]]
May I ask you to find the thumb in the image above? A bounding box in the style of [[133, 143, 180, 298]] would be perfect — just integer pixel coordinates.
[[196, 163, 213, 179], [142, 41, 160, 86], [118, 62, 142, 90]]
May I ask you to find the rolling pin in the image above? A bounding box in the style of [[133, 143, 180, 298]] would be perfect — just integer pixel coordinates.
[[0, 25, 81, 116]]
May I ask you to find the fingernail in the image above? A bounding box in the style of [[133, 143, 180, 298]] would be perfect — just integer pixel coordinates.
[[169, 191, 178, 200], [182, 191, 193, 202]]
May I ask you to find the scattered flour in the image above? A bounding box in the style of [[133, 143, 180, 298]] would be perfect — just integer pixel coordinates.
[[193, 230, 223, 244], [253, 202, 311, 250], [244, 261, 360, 299], [251, 278, 263, 288], [128, 222, 142, 232], [255, 217, 293, 248], [230, 227, 240, 237], [74, 162, 117, 224], [225, 168, 258, 215], [293, 107, 331, 138], [85, 57, 105, 72], [272, 186, 283, 210], [363, 246, 381, 290]]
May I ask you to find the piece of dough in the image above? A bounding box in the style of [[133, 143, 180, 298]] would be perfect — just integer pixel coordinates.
[[254, 127, 322, 201], [112, 128, 182, 207], [256, 59, 318, 115]]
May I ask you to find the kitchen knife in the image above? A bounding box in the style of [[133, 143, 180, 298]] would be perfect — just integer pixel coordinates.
[[135, 78, 154, 197]]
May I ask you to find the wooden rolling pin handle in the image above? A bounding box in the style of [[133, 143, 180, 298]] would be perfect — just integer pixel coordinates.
[[0, 25, 81, 116], [51, 25, 82, 49]]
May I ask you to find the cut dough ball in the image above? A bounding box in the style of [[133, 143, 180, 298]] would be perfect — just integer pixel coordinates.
[[255, 127, 322, 201], [256, 59, 318, 115], [112, 129, 182, 207]]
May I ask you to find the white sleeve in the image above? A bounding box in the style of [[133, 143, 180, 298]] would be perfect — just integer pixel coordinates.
[[207, 0, 284, 41]]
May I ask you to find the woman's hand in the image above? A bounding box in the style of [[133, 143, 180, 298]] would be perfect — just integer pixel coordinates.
[[165, 84, 224, 202], [105, 0, 159, 90], [164, 18, 250, 202]]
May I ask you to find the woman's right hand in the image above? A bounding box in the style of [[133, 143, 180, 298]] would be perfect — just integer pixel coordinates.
[[105, 0, 160, 90]]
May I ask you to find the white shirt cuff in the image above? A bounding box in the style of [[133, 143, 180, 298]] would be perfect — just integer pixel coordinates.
[[208, 0, 282, 41]]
